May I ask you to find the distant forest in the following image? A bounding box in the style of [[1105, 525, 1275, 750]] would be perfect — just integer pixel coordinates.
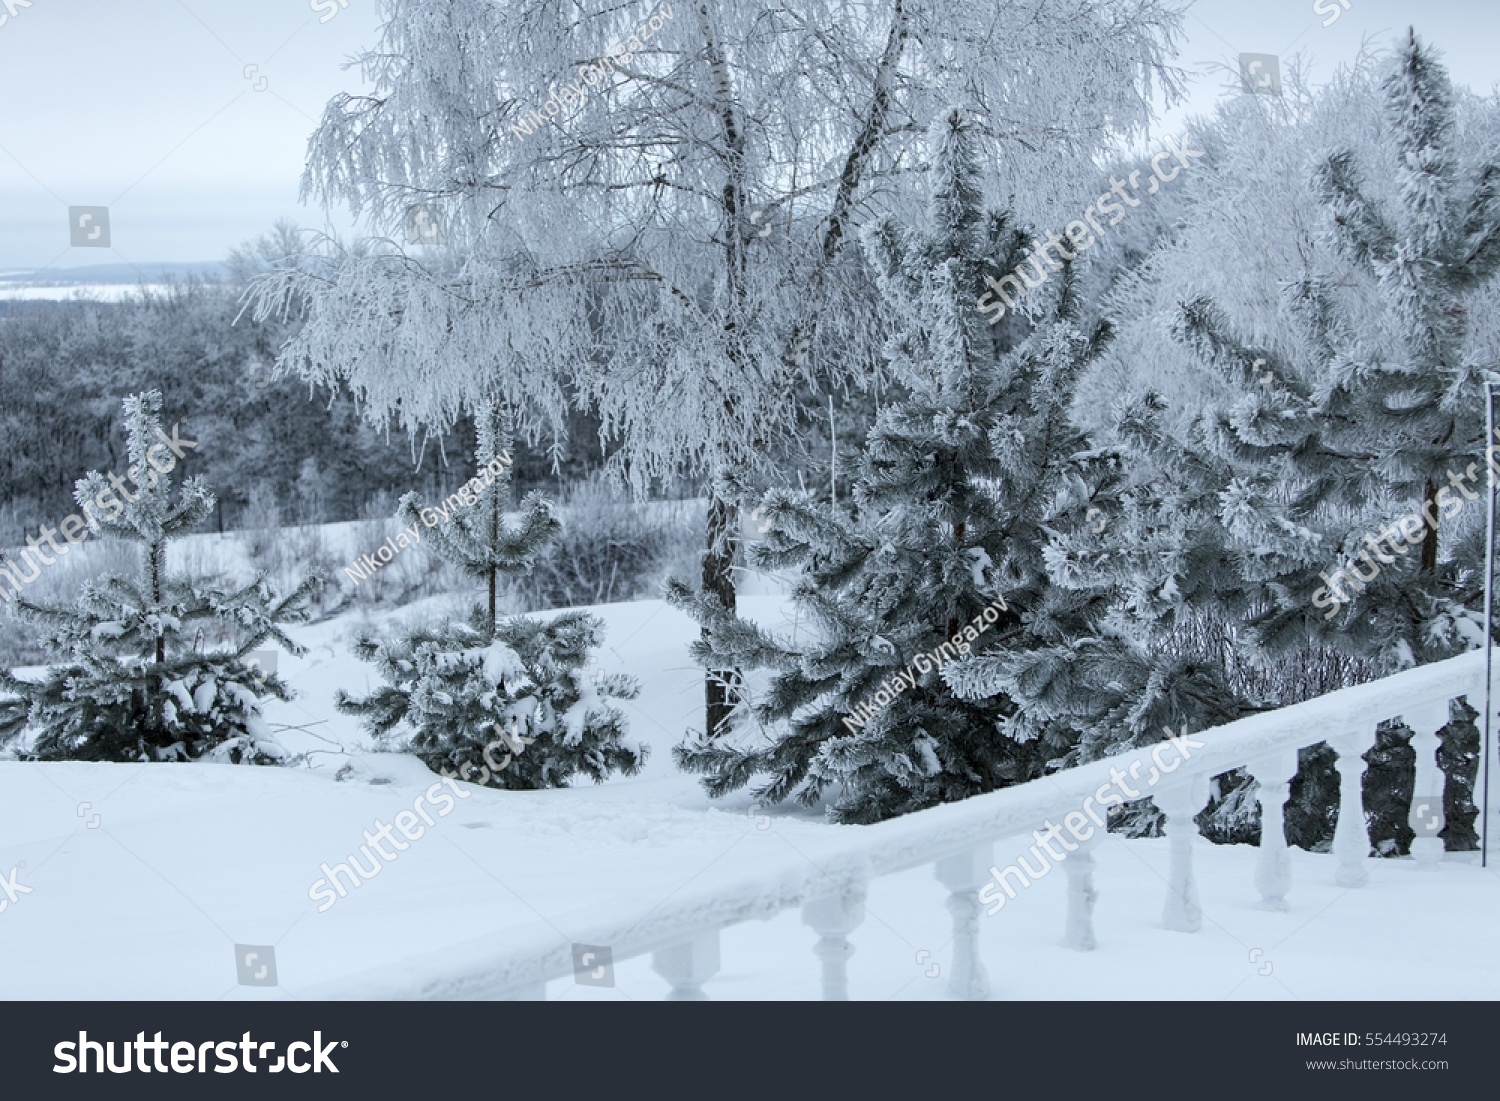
[[0, 279, 613, 539]]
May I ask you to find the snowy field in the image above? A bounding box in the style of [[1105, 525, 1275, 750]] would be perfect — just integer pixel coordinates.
[[0, 283, 175, 302], [2, 594, 1496, 1001]]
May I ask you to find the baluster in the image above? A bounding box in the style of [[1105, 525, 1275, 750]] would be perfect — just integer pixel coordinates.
[[1158, 775, 1207, 932], [802, 885, 866, 1001], [1404, 699, 1451, 868], [934, 846, 992, 999], [651, 929, 721, 1001], [1060, 827, 1101, 951], [1247, 749, 1298, 911], [1332, 731, 1372, 887]]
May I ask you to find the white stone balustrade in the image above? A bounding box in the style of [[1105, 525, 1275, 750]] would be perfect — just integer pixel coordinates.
[[312, 649, 1492, 1002], [1332, 732, 1371, 887], [1404, 699, 1451, 868], [652, 930, 722, 1001], [1248, 748, 1299, 911], [1159, 775, 1207, 932], [935, 846, 992, 999], [1061, 828, 1101, 951], [802, 886, 866, 1001]]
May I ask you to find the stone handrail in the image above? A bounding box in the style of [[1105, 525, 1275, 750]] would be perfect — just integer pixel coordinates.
[[313, 647, 1491, 1000]]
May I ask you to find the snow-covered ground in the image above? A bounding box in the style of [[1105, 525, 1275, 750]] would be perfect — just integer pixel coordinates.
[[2, 593, 1497, 1001], [0, 284, 176, 302]]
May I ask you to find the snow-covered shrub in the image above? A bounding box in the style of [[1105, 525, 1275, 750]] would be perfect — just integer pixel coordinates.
[[0, 391, 320, 763], [336, 609, 645, 789], [508, 475, 685, 611]]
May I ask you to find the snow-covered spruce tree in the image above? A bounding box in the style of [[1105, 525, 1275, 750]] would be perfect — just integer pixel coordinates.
[[669, 110, 1126, 823], [1194, 33, 1498, 850], [1062, 32, 1500, 849], [337, 612, 644, 789], [336, 404, 645, 789], [1171, 32, 1500, 669], [0, 392, 320, 764]]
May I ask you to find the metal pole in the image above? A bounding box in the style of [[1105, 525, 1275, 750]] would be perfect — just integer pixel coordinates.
[[1483, 379, 1495, 868], [829, 395, 837, 508]]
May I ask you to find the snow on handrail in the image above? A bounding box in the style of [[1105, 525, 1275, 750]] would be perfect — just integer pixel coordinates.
[[312, 647, 1488, 999]]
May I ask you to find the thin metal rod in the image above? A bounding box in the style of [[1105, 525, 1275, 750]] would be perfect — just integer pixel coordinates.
[[1484, 380, 1495, 868], [829, 395, 837, 508]]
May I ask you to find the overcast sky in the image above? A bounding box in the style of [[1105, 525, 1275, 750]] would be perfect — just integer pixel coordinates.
[[1, 0, 1496, 273]]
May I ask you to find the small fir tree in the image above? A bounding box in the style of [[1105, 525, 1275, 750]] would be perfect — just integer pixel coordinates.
[[0, 391, 320, 763], [337, 402, 646, 788], [394, 403, 559, 633]]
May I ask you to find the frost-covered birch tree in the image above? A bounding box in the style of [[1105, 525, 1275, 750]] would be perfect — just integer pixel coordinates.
[[250, 0, 1188, 738]]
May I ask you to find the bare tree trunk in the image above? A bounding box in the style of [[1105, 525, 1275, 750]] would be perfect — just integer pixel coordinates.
[[697, 0, 750, 738], [703, 494, 740, 736], [151, 539, 166, 664], [488, 402, 507, 637], [488, 565, 497, 637], [691, 0, 907, 739], [1422, 479, 1439, 574]]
